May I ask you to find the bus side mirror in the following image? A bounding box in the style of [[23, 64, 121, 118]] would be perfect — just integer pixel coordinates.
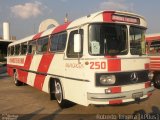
[[74, 34, 81, 53]]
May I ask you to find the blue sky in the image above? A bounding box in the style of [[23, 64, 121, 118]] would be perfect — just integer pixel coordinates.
[[0, 0, 160, 39]]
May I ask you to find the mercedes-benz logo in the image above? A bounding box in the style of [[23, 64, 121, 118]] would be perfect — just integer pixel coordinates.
[[130, 72, 138, 83]]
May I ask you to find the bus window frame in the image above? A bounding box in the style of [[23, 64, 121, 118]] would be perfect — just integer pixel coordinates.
[[49, 31, 68, 53], [28, 40, 37, 55], [36, 36, 49, 54], [88, 23, 128, 56], [10, 46, 15, 56], [21, 42, 28, 55], [66, 29, 83, 58], [7, 47, 11, 56]]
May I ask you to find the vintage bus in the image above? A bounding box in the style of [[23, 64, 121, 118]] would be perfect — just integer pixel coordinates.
[[0, 39, 14, 74], [146, 33, 160, 89], [7, 10, 154, 108]]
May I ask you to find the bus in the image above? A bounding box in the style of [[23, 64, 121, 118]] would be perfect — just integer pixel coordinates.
[[0, 39, 14, 74], [7, 10, 154, 108], [146, 33, 160, 89]]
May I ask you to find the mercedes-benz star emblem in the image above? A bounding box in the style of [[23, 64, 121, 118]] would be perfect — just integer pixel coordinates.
[[130, 72, 138, 83]]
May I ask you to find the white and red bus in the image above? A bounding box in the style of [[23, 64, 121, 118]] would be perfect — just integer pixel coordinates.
[[146, 33, 160, 89], [7, 10, 154, 108]]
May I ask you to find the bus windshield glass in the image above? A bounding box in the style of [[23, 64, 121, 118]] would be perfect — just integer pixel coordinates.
[[130, 26, 146, 55], [89, 23, 127, 56]]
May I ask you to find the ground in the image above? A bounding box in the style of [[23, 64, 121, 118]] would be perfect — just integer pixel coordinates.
[[0, 74, 160, 120]]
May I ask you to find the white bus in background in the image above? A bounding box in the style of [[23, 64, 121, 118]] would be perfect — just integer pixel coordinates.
[[146, 33, 160, 89], [7, 10, 154, 108]]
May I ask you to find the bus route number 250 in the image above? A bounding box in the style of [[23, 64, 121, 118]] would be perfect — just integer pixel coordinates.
[[90, 62, 106, 69]]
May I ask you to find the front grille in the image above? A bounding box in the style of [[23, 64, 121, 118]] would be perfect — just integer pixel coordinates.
[[96, 70, 149, 86]]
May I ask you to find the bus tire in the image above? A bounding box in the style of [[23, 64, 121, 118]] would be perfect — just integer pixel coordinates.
[[13, 71, 23, 86], [49, 79, 56, 100], [54, 80, 74, 108], [154, 74, 160, 89]]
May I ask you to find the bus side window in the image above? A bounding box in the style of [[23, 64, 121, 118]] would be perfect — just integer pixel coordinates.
[[15, 44, 20, 55], [7, 47, 11, 56], [37, 36, 49, 53], [50, 32, 67, 52], [10, 46, 14, 55], [21, 42, 28, 55], [67, 29, 83, 58], [28, 40, 37, 54], [149, 40, 160, 55], [57, 32, 67, 51]]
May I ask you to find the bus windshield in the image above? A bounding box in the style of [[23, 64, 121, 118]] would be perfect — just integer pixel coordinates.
[[130, 26, 146, 55], [89, 23, 127, 56]]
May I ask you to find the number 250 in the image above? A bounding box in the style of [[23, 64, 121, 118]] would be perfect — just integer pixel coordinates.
[[90, 62, 106, 69]]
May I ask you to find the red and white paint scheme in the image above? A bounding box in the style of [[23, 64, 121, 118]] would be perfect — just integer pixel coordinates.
[[146, 33, 160, 89], [7, 10, 154, 108]]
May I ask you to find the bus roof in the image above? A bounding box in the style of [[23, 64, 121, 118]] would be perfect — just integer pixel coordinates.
[[9, 10, 147, 47], [146, 33, 160, 42]]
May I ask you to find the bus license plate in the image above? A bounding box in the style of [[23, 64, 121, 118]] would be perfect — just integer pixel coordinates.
[[132, 92, 143, 99]]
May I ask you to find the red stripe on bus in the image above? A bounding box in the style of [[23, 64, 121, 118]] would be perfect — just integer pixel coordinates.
[[110, 86, 121, 93], [108, 59, 121, 72], [150, 58, 160, 60], [52, 22, 71, 34], [145, 81, 151, 88], [145, 63, 149, 69], [103, 11, 114, 22], [109, 100, 122, 105], [21, 55, 33, 83], [150, 64, 160, 67], [32, 31, 43, 40], [34, 53, 54, 90], [146, 36, 160, 41]]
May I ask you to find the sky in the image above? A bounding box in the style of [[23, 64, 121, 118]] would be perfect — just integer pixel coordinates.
[[0, 0, 160, 39]]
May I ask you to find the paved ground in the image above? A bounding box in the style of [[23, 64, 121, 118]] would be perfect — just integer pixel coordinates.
[[0, 74, 160, 120]]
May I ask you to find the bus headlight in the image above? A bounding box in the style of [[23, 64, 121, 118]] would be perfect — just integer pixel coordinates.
[[148, 72, 154, 80], [100, 75, 116, 85]]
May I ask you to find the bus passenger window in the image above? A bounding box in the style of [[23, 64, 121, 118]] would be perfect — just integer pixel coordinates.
[[28, 41, 36, 54], [57, 33, 67, 51], [149, 40, 160, 55], [37, 36, 49, 53], [50, 35, 58, 51], [21, 42, 28, 55], [7, 47, 11, 56], [15, 45, 20, 55], [10, 46, 14, 55], [50, 32, 67, 52]]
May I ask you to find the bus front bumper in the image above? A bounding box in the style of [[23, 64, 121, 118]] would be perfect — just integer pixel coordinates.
[[87, 86, 154, 105]]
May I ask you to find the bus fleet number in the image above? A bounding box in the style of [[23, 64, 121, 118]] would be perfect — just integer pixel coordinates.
[[90, 62, 106, 69]]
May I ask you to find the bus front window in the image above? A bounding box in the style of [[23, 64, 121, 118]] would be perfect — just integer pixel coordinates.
[[89, 23, 127, 56], [130, 26, 146, 55]]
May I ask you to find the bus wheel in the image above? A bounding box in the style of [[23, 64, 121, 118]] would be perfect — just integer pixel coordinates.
[[54, 80, 74, 108], [154, 74, 160, 89], [13, 71, 23, 86]]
